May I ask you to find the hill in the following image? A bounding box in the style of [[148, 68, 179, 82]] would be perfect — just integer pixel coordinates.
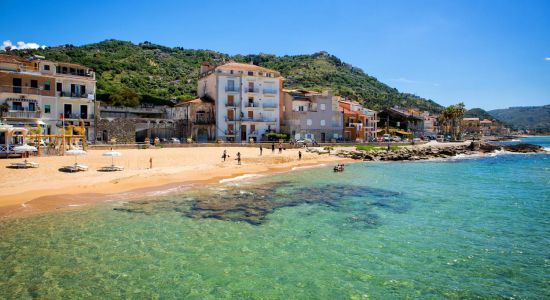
[[10, 39, 443, 112], [489, 105, 550, 134], [464, 108, 496, 120]]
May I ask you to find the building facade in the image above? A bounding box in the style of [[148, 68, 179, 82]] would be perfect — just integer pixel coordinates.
[[281, 90, 343, 142], [169, 97, 216, 142], [338, 99, 379, 142], [198, 62, 282, 142], [0, 54, 96, 142]]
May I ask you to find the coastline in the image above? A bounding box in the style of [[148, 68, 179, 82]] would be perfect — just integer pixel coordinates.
[[0, 146, 349, 219]]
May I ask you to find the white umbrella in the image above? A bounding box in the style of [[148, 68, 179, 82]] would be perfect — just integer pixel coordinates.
[[66, 149, 87, 165], [13, 144, 37, 153], [102, 150, 121, 166]]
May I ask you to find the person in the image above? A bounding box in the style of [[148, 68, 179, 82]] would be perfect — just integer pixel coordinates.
[[236, 152, 241, 165], [259, 144, 263, 156], [222, 150, 228, 162], [271, 142, 275, 153], [149, 157, 153, 169], [278, 143, 282, 154], [298, 151, 302, 160]]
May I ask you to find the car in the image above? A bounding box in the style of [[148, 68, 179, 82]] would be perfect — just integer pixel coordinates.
[[170, 138, 181, 144], [413, 138, 421, 143], [392, 136, 402, 142], [383, 134, 392, 142]]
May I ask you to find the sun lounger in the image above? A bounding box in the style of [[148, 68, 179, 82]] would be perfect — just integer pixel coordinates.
[[98, 165, 124, 172], [75, 164, 89, 171], [60, 164, 88, 172], [9, 161, 39, 169]]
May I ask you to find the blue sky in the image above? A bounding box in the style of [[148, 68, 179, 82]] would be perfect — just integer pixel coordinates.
[[1, 0, 549, 110]]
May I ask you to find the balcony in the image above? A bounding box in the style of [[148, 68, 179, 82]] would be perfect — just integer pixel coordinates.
[[1, 110, 42, 119], [245, 87, 259, 93], [262, 88, 277, 95], [249, 130, 258, 136], [225, 86, 240, 92], [244, 102, 261, 108], [224, 130, 236, 136], [64, 113, 93, 120], [58, 91, 91, 99], [225, 101, 240, 107], [262, 102, 278, 109], [0, 85, 41, 95], [225, 116, 236, 122]]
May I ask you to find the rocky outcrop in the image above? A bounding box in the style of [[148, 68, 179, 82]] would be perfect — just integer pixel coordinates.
[[335, 142, 546, 161]]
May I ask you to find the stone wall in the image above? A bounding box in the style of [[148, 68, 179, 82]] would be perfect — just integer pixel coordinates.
[[96, 118, 136, 144]]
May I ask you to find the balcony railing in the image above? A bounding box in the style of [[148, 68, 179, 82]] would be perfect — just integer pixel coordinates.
[[0, 85, 41, 95], [64, 113, 93, 120], [262, 102, 277, 109], [225, 86, 240, 92], [245, 87, 259, 93], [224, 130, 236, 136], [1, 110, 42, 119], [262, 89, 277, 94], [244, 102, 260, 108], [249, 130, 258, 135], [225, 101, 240, 107], [194, 118, 215, 125], [58, 91, 91, 99]]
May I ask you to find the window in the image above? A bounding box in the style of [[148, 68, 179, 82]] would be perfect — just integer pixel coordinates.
[[230, 70, 234, 74], [30, 80, 38, 88], [307, 119, 312, 126], [247, 71, 253, 76], [44, 81, 50, 91], [44, 65, 50, 71], [321, 120, 326, 126], [298, 106, 304, 112], [44, 105, 51, 114], [57, 82, 62, 92], [320, 103, 326, 111]]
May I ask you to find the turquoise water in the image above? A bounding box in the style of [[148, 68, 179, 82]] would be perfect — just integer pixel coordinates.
[[1, 137, 549, 299]]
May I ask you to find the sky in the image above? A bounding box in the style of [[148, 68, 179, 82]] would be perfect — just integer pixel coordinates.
[[1, 0, 549, 110]]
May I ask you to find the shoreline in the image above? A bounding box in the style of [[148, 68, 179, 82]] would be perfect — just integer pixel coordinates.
[[0, 148, 349, 220]]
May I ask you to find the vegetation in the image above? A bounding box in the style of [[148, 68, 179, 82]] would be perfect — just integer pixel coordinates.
[[438, 103, 466, 140], [264, 133, 289, 141], [489, 105, 550, 134], [464, 108, 496, 120], [11, 40, 442, 111]]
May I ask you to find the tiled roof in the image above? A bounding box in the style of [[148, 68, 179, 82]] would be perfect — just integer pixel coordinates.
[[463, 118, 480, 121]]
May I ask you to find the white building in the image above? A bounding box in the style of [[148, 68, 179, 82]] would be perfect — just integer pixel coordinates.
[[0, 54, 96, 142], [197, 62, 282, 142]]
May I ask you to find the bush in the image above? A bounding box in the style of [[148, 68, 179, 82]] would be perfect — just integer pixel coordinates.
[[264, 133, 289, 141]]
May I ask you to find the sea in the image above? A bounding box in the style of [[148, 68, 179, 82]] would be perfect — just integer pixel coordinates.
[[0, 137, 549, 299]]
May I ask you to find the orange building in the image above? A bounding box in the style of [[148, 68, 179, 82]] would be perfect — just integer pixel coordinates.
[[337, 98, 372, 142]]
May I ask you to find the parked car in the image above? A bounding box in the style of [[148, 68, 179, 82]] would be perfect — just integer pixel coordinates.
[[170, 138, 181, 144], [392, 136, 402, 142], [383, 134, 392, 142]]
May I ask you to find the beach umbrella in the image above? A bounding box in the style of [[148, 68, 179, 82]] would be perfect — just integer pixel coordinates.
[[13, 144, 37, 153], [102, 150, 121, 166], [66, 149, 87, 165]]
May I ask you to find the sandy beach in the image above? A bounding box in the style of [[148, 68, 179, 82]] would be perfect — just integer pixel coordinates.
[[0, 146, 347, 218]]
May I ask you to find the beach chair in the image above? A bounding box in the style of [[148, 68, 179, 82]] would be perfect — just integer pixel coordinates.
[[75, 164, 89, 171], [9, 160, 39, 169], [61, 165, 79, 172], [98, 165, 124, 172]]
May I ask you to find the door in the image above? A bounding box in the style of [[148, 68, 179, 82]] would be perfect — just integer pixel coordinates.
[[70, 84, 77, 97], [321, 132, 326, 142], [250, 124, 256, 135], [248, 82, 254, 92], [227, 95, 234, 106], [248, 111, 253, 120], [29, 102, 35, 111], [80, 105, 88, 119], [227, 109, 234, 121], [240, 125, 247, 141], [64, 104, 72, 118], [12, 78, 22, 93]]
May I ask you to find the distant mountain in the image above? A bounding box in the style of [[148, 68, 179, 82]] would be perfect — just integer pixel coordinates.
[[489, 105, 550, 134], [464, 108, 496, 120], [10, 39, 443, 112]]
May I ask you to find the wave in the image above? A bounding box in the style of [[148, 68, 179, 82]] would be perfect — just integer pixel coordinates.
[[291, 164, 326, 170], [219, 174, 261, 184]]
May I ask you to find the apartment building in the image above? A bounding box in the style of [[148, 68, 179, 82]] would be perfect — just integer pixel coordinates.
[[0, 54, 96, 141], [338, 98, 378, 142], [281, 90, 343, 142], [197, 61, 282, 142]]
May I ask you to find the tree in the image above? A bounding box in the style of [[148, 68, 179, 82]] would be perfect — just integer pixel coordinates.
[[439, 103, 465, 140], [109, 87, 140, 107]]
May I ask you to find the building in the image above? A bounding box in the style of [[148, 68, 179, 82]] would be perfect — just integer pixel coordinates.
[[281, 90, 343, 142], [169, 97, 216, 142], [197, 61, 282, 142], [423, 115, 439, 136], [378, 107, 425, 138], [462, 117, 481, 136], [337, 98, 378, 142], [0, 54, 96, 142]]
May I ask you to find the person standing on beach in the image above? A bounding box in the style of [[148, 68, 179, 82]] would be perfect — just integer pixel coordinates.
[[298, 151, 302, 160], [260, 144, 263, 156], [271, 143, 275, 153], [278, 143, 282, 154], [236, 152, 241, 165], [222, 150, 227, 162], [149, 157, 153, 169]]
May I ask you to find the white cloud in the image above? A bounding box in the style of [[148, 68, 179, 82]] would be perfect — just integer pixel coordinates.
[[545, 57, 550, 61], [1, 40, 46, 51]]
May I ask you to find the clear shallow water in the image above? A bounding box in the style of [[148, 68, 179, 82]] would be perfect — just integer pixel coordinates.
[[1, 138, 549, 299]]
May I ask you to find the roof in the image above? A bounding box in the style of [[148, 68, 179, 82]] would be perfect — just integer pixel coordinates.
[[463, 118, 480, 121], [0, 54, 25, 64], [216, 62, 280, 75], [480, 119, 493, 124], [175, 97, 214, 107]]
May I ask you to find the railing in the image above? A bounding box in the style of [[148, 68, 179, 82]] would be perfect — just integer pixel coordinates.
[[225, 116, 236, 122], [225, 86, 240, 92], [244, 102, 260, 108], [0, 85, 41, 95], [262, 102, 277, 109], [194, 118, 215, 125], [64, 113, 93, 119], [100, 106, 164, 114], [58, 91, 90, 98], [262, 89, 277, 94], [2, 111, 42, 119], [249, 130, 258, 135], [0, 144, 16, 154], [224, 130, 236, 135], [224, 101, 240, 107], [245, 87, 259, 93]]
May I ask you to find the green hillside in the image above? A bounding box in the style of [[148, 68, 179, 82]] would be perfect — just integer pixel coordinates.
[[464, 108, 496, 120], [13, 39, 443, 112], [489, 105, 550, 134]]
